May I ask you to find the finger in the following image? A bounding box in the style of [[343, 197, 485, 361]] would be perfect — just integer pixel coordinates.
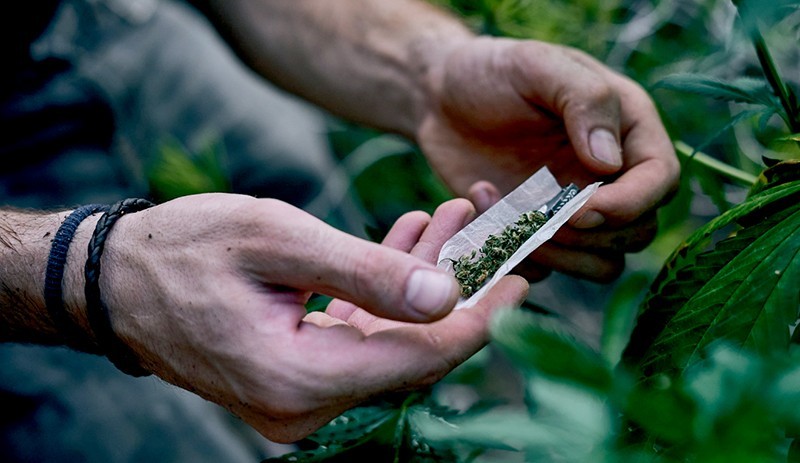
[[324, 202, 472, 324], [509, 44, 623, 174], [571, 78, 679, 229], [529, 242, 625, 282], [381, 210, 431, 251], [512, 259, 552, 283], [411, 198, 476, 263], [303, 311, 349, 328], [571, 152, 677, 229], [467, 181, 501, 214], [557, 211, 658, 253], [563, 93, 624, 176], [326, 210, 432, 322], [326, 208, 445, 322], [260, 202, 460, 322], [325, 299, 360, 321]]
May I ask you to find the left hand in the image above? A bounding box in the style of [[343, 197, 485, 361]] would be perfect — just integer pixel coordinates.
[[92, 194, 527, 443], [416, 37, 679, 281], [292, 198, 529, 440]]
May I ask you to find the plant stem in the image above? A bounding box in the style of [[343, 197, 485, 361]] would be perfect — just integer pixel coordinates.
[[732, 3, 800, 133], [674, 140, 758, 186], [750, 28, 800, 134]]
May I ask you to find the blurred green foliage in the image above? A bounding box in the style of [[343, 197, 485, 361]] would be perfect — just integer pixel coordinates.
[[327, 123, 453, 233], [148, 138, 230, 201]]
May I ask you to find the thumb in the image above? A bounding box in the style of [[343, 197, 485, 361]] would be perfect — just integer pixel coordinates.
[[562, 90, 624, 175], [278, 226, 461, 323], [535, 47, 624, 175]]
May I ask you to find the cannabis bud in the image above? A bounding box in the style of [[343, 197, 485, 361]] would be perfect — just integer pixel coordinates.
[[437, 169, 593, 307], [452, 210, 548, 297]]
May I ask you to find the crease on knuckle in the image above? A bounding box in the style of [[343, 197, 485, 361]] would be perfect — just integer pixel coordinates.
[[348, 244, 385, 307]]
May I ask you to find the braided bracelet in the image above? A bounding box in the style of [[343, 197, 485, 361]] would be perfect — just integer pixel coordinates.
[[85, 198, 155, 377], [45, 204, 110, 349]]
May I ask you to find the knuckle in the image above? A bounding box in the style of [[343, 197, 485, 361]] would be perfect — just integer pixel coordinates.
[[347, 244, 388, 305]]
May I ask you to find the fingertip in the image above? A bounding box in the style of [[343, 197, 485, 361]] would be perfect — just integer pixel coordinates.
[[382, 210, 431, 250], [404, 268, 460, 321], [467, 181, 501, 214], [396, 210, 433, 228], [570, 209, 606, 229], [434, 197, 477, 228], [501, 275, 530, 306], [579, 174, 664, 226], [587, 128, 623, 173]]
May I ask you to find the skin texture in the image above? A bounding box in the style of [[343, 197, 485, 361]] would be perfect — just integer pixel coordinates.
[[196, 0, 680, 282], [422, 38, 679, 281], [0, 196, 528, 443]]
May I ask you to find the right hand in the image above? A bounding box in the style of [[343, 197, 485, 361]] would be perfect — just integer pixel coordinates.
[[418, 37, 678, 282]]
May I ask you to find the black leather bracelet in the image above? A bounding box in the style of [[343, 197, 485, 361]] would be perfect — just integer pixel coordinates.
[[85, 198, 155, 377], [44, 204, 110, 348]]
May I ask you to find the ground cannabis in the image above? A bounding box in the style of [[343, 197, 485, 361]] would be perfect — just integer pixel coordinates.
[[452, 210, 548, 297]]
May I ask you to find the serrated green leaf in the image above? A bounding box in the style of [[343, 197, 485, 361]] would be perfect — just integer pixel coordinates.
[[687, 109, 773, 180], [601, 272, 650, 366], [490, 309, 614, 393], [654, 74, 780, 109], [627, 179, 800, 322], [262, 442, 352, 463], [268, 397, 460, 463], [750, 160, 800, 196], [307, 406, 398, 444], [413, 405, 607, 460], [694, 163, 731, 214], [622, 379, 697, 446], [679, 344, 790, 462], [263, 405, 399, 462], [623, 180, 800, 378]]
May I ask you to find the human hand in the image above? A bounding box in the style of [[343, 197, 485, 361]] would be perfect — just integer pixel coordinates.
[[417, 37, 679, 281], [91, 194, 528, 442]]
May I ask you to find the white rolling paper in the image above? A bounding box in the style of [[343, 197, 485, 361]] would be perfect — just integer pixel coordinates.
[[437, 167, 601, 308]]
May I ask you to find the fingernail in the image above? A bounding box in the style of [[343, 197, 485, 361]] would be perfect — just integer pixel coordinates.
[[471, 187, 491, 213], [471, 183, 499, 213], [405, 269, 458, 317], [573, 210, 605, 229], [589, 129, 622, 169]]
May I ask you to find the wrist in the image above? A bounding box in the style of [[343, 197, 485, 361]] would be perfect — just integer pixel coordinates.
[[406, 24, 474, 139], [0, 208, 100, 348]]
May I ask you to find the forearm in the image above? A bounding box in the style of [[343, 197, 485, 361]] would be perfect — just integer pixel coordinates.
[[0, 209, 97, 347], [194, 0, 474, 138]]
